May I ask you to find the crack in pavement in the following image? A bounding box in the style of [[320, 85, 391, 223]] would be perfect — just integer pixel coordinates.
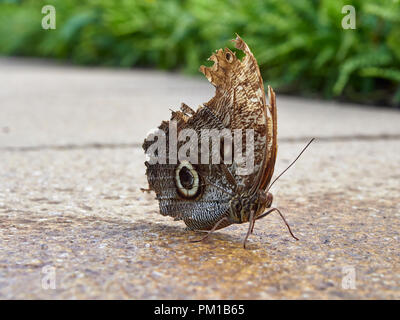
[[0, 142, 142, 152], [1, 133, 399, 152]]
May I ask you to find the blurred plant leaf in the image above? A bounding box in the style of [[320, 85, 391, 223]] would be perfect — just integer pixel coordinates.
[[1, 0, 400, 106]]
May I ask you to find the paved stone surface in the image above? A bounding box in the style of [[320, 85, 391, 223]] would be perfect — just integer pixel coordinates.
[[2, 58, 400, 148], [0, 58, 399, 299]]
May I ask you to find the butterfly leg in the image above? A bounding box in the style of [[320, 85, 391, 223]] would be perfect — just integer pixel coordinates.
[[250, 202, 262, 234], [242, 210, 255, 249], [255, 208, 299, 241], [190, 217, 229, 243]]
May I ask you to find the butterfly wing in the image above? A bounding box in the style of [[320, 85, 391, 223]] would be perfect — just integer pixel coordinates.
[[143, 105, 234, 230], [259, 85, 277, 190], [199, 35, 276, 189]]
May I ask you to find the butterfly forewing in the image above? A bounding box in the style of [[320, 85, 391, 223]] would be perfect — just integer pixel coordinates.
[[199, 35, 274, 189]]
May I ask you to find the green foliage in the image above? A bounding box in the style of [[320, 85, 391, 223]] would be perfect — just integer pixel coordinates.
[[1, 0, 400, 106]]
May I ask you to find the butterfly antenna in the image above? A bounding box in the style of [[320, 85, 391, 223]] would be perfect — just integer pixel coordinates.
[[267, 138, 315, 192]]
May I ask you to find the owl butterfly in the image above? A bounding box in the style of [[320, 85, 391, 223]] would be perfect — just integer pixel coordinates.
[[143, 35, 313, 248]]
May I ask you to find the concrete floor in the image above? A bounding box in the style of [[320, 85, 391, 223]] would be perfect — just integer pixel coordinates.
[[0, 58, 399, 299]]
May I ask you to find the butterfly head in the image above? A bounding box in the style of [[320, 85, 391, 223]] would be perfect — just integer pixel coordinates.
[[228, 189, 273, 224]]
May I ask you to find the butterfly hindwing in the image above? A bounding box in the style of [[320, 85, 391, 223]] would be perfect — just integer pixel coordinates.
[[143, 106, 235, 230]]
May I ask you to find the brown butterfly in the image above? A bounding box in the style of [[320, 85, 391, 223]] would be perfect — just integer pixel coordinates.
[[142, 35, 312, 248]]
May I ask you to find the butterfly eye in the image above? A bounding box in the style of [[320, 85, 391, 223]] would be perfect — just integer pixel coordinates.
[[174, 161, 201, 199], [266, 192, 273, 208]]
